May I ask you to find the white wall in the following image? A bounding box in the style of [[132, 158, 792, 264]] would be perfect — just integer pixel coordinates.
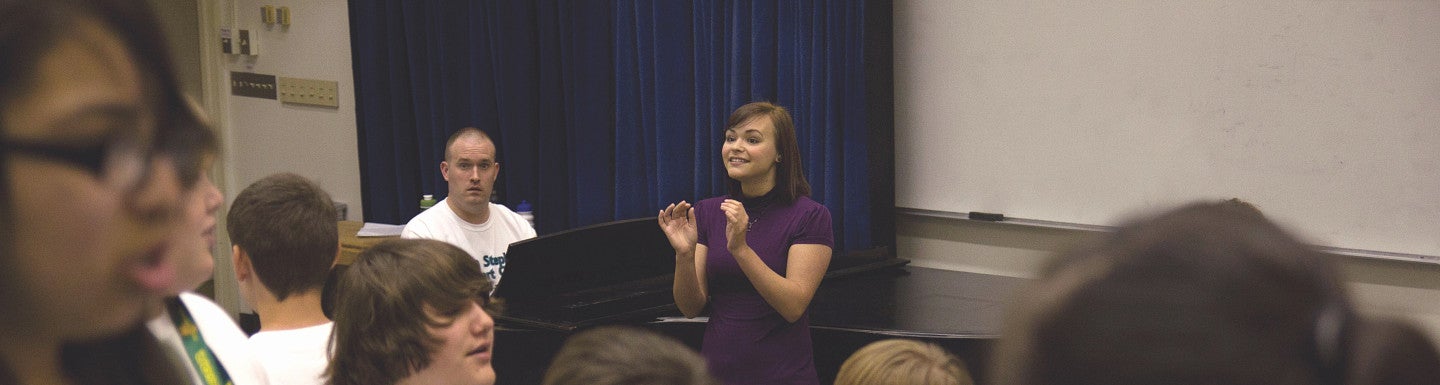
[[148, 0, 202, 99], [895, 0, 1440, 341], [221, 0, 361, 221], [194, 0, 363, 314]]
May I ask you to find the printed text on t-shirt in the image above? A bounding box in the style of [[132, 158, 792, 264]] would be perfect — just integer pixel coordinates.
[[482, 254, 506, 280]]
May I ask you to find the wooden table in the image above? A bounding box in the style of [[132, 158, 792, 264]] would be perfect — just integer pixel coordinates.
[[337, 220, 399, 265]]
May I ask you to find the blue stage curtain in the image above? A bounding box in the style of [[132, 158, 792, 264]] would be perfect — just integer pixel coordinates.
[[351, 0, 878, 252]]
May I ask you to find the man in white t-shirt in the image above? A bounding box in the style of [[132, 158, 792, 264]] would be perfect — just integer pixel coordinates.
[[403, 127, 536, 287], [228, 173, 340, 385]]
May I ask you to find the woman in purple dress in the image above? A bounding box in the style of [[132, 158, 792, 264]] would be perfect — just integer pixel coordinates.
[[658, 102, 834, 385]]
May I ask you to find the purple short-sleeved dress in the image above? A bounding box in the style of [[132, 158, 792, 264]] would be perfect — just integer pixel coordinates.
[[694, 193, 834, 385]]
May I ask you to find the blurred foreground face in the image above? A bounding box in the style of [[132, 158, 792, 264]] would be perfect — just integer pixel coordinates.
[[1, 17, 181, 339]]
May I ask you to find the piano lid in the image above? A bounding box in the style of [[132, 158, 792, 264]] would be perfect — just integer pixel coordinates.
[[494, 217, 675, 303], [492, 216, 911, 331]]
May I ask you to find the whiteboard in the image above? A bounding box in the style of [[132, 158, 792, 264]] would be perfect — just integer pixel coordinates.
[[894, 0, 1440, 258]]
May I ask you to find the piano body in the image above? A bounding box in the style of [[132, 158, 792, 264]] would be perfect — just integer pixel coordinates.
[[484, 218, 1026, 385]]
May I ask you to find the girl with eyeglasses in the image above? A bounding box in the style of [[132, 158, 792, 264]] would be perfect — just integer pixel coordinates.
[[1, 0, 196, 383]]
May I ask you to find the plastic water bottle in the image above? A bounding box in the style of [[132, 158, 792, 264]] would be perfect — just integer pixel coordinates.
[[515, 200, 534, 227], [420, 194, 437, 210]]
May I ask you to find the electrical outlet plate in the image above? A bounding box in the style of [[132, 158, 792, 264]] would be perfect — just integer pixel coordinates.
[[278, 6, 291, 26], [278, 77, 340, 108], [220, 28, 233, 54]]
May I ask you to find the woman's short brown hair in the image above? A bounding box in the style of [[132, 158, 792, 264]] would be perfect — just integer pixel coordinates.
[[541, 326, 717, 385], [724, 101, 811, 202], [835, 339, 974, 385], [325, 239, 496, 385]]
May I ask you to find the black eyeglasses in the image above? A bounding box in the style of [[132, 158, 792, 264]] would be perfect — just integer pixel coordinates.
[[0, 134, 149, 194]]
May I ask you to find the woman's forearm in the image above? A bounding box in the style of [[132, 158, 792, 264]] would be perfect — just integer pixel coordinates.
[[672, 249, 709, 318], [729, 244, 830, 323]]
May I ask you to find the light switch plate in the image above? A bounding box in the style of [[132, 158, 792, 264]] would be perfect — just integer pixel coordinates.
[[238, 29, 256, 56], [230, 72, 277, 99], [220, 28, 233, 54], [277, 77, 339, 108]]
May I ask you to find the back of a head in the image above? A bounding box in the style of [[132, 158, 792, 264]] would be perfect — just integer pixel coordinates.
[[993, 201, 1352, 385], [541, 326, 717, 385], [835, 339, 974, 385], [1344, 318, 1440, 385], [227, 173, 338, 300]]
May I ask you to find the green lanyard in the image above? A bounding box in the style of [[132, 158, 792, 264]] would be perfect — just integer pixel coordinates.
[[167, 298, 235, 385]]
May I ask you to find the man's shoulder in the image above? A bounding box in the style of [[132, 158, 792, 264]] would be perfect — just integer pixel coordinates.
[[488, 202, 519, 215], [403, 202, 453, 236], [411, 201, 454, 221], [487, 203, 536, 237]]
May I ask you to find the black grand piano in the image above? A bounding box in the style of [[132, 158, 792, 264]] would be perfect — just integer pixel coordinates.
[[491, 218, 1026, 385]]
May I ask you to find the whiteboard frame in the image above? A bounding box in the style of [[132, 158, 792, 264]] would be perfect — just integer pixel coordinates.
[[899, 207, 1440, 265]]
